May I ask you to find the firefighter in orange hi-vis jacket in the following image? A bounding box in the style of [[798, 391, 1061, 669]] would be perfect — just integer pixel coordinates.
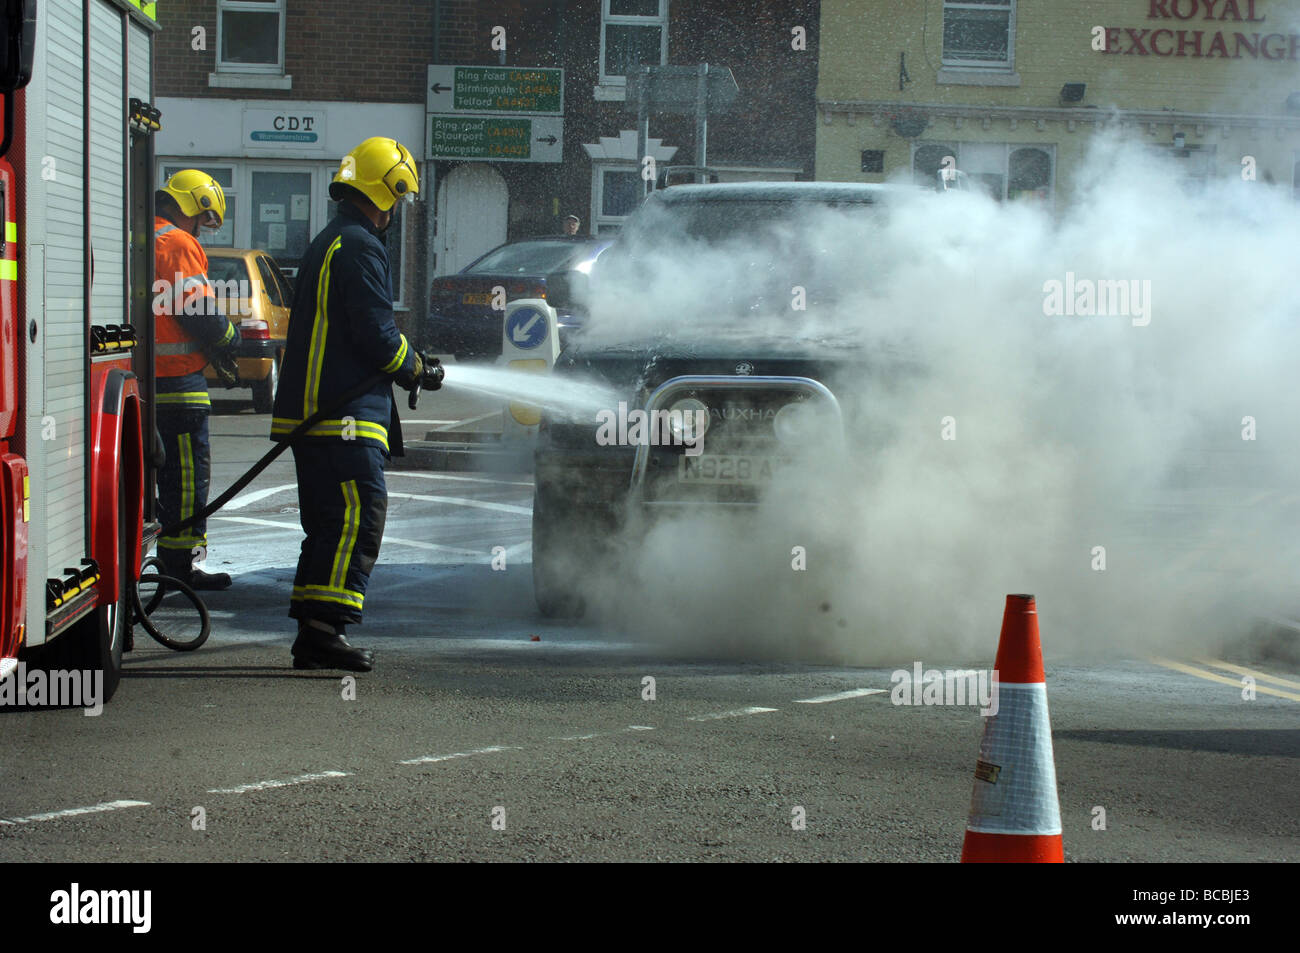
[[153, 169, 240, 590]]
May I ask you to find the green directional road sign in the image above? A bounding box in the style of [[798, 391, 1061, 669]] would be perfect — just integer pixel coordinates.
[[427, 65, 564, 116], [426, 115, 563, 163]]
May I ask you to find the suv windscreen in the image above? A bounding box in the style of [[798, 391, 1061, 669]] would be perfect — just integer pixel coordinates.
[[591, 195, 884, 327]]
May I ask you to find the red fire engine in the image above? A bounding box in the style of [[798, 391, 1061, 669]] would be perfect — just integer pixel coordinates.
[[1, 0, 161, 702]]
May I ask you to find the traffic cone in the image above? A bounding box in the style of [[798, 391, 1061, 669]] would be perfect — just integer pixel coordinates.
[[961, 594, 1064, 863]]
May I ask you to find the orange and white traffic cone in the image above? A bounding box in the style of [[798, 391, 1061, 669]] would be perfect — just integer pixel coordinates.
[[961, 593, 1064, 863]]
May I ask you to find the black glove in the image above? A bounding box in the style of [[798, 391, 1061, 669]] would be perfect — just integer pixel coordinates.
[[394, 349, 424, 391], [210, 350, 240, 388]]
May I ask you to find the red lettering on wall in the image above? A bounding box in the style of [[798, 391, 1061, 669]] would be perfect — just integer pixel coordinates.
[[1177, 29, 1204, 54], [1260, 33, 1286, 58], [1148, 0, 1170, 17], [1170, 0, 1197, 20], [1126, 28, 1152, 53], [1219, 0, 1242, 20], [1150, 28, 1176, 54], [1206, 31, 1230, 55]]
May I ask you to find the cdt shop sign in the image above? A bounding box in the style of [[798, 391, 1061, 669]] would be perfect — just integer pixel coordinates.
[[242, 109, 327, 153], [1098, 1, 1300, 59]]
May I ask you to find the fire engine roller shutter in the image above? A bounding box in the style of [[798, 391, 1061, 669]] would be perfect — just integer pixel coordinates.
[[33, 0, 89, 582], [88, 0, 126, 331], [127, 20, 149, 103]]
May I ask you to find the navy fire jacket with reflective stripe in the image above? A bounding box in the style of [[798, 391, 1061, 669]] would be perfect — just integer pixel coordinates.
[[270, 203, 416, 454]]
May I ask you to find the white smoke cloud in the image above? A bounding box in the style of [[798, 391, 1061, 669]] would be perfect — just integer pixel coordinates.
[[562, 135, 1300, 665]]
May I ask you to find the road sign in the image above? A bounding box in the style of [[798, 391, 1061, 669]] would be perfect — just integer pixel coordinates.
[[504, 305, 549, 350], [624, 64, 738, 115], [427, 114, 563, 163], [427, 65, 564, 115]]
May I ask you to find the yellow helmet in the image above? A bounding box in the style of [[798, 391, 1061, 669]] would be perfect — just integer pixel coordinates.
[[329, 137, 419, 212], [160, 169, 226, 228]]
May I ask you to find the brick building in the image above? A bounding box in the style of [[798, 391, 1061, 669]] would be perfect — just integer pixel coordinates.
[[816, 0, 1300, 205], [153, 0, 820, 346]]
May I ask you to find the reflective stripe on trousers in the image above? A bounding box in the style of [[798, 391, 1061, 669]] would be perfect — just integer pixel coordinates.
[[288, 442, 388, 625], [156, 411, 211, 570]]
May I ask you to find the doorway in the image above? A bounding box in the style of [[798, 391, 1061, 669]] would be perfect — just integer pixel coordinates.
[[435, 164, 508, 276]]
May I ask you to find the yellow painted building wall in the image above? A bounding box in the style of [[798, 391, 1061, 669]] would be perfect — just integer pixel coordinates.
[[816, 0, 1300, 202]]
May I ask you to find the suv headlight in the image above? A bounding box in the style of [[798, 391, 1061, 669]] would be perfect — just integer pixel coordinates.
[[668, 397, 709, 442], [773, 400, 835, 447]]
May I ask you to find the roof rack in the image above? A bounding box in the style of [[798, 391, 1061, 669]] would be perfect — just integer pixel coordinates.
[[658, 165, 722, 189]]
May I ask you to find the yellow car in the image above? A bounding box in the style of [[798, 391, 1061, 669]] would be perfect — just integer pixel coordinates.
[[202, 248, 293, 413]]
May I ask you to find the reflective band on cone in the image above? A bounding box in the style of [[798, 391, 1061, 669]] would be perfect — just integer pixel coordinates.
[[961, 594, 1064, 863]]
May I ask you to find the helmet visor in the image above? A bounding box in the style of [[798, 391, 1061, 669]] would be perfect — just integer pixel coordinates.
[[382, 156, 419, 203]]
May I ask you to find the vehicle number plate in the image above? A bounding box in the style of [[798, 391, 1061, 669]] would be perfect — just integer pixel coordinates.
[[678, 454, 786, 484], [462, 292, 493, 305]]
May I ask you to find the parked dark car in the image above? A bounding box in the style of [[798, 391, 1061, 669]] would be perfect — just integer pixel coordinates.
[[425, 236, 611, 361]]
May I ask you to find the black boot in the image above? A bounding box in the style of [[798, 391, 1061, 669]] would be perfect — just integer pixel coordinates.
[[189, 568, 232, 591], [291, 621, 373, 672]]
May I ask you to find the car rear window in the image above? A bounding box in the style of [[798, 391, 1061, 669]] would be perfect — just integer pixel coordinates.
[[206, 256, 250, 289], [464, 240, 587, 276]]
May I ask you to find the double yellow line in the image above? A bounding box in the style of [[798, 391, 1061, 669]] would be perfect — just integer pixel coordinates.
[[1149, 657, 1300, 702]]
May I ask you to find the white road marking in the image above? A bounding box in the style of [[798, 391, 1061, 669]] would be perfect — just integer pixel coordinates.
[[794, 688, 887, 704], [211, 515, 486, 558], [225, 484, 297, 510], [399, 745, 521, 765], [387, 491, 531, 516], [550, 725, 657, 741], [389, 471, 534, 488], [207, 771, 350, 795], [687, 706, 779, 722], [0, 799, 151, 826]]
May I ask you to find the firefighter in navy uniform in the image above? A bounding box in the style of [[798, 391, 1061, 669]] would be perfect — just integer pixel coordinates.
[[271, 138, 425, 672], [154, 169, 240, 590]]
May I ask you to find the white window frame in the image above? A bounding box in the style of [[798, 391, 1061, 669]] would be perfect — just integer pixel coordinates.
[[591, 162, 644, 233], [941, 0, 1016, 71], [910, 141, 1055, 204], [216, 0, 287, 75], [599, 0, 669, 87]]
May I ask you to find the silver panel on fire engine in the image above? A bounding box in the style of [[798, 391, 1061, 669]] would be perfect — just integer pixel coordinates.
[[27, 0, 89, 586], [128, 21, 150, 104], [89, 0, 127, 330]]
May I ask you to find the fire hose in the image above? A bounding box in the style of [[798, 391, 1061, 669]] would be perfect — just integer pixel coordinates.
[[156, 353, 444, 540]]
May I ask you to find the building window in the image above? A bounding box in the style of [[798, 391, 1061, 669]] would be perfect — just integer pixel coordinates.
[[1157, 144, 1216, 195], [601, 0, 668, 84], [912, 142, 1053, 202], [942, 1, 1014, 69], [592, 164, 644, 233], [217, 0, 286, 74], [163, 164, 237, 246]]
